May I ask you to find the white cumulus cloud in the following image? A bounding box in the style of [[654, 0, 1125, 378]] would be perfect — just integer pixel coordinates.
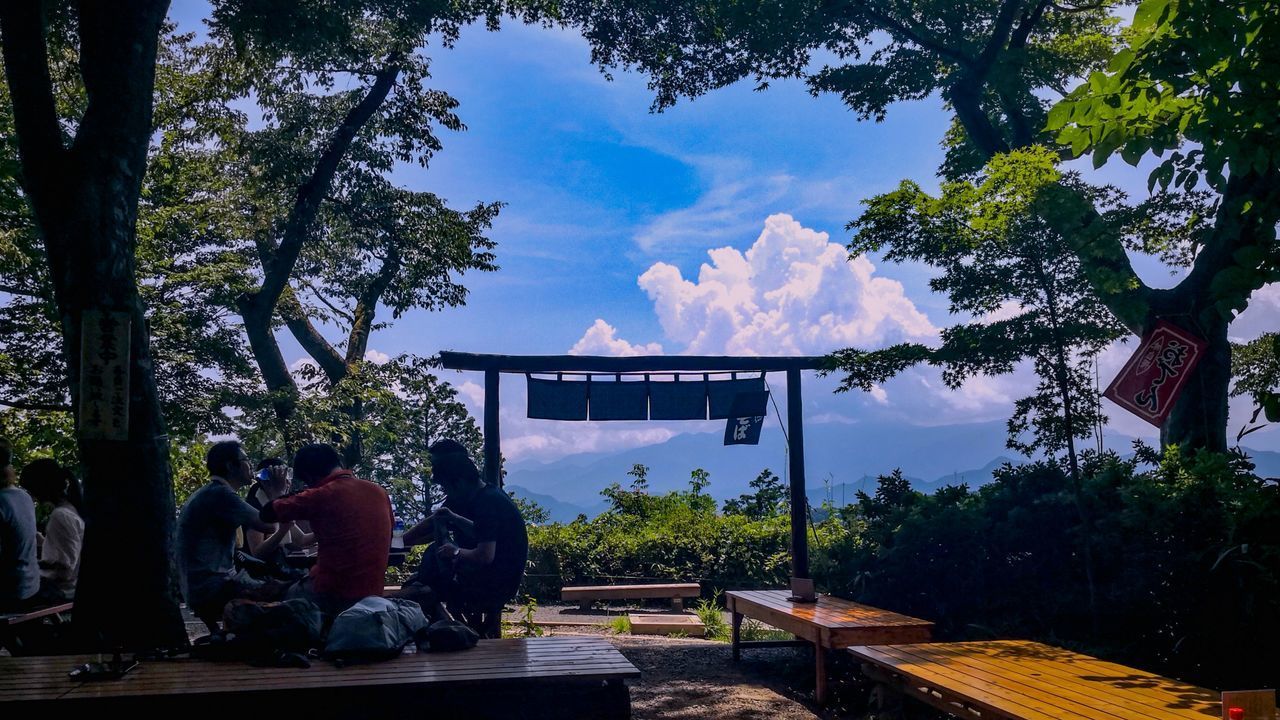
[[636, 213, 937, 355], [569, 319, 664, 356]]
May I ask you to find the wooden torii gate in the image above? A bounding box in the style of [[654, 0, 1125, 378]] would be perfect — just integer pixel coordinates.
[[438, 351, 827, 585]]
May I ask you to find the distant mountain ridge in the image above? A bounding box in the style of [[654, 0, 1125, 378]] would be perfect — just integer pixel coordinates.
[[504, 419, 1280, 522]]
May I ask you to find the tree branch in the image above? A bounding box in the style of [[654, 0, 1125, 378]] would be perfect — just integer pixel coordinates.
[[298, 278, 354, 323], [0, 283, 50, 300], [854, 3, 975, 69], [344, 246, 401, 366], [278, 286, 347, 384], [254, 58, 402, 312], [0, 398, 72, 413], [0, 1, 69, 228], [977, 0, 1027, 73]]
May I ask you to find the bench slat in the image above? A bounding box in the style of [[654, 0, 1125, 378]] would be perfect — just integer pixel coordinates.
[[1, 637, 640, 705], [851, 641, 1220, 720], [561, 584, 700, 601]]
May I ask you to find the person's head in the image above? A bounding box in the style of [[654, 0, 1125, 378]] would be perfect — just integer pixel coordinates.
[[428, 439, 481, 498], [292, 444, 342, 488], [206, 440, 252, 487], [20, 458, 82, 511], [256, 457, 285, 473], [0, 437, 13, 488]]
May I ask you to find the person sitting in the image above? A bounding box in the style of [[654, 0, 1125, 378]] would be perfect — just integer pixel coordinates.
[[20, 459, 84, 603], [259, 443, 393, 617], [177, 440, 293, 631], [242, 457, 313, 579], [396, 439, 528, 638], [0, 439, 39, 613]]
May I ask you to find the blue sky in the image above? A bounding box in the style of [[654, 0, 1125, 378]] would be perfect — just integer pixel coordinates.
[[169, 4, 1279, 461]]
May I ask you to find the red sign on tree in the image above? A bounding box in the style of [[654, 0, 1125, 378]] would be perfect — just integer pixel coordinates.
[[1103, 320, 1207, 427]]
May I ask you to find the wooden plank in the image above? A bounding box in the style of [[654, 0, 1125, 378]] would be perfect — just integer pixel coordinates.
[[2, 637, 640, 704], [730, 590, 931, 630], [860, 661, 1063, 720], [908, 641, 1219, 718], [629, 614, 705, 637], [880, 643, 1209, 720], [854, 644, 1105, 720], [438, 352, 828, 373], [3, 603, 74, 625], [1220, 691, 1276, 720], [561, 583, 701, 601], [725, 590, 931, 643], [851, 642, 1223, 720]]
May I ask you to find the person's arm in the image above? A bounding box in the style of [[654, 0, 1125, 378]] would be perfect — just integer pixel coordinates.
[[403, 505, 474, 546], [401, 516, 434, 547], [246, 521, 295, 556], [460, 541, 496, 566]]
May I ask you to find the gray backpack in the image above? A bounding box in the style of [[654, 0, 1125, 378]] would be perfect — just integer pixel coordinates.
[[323, 597, 428, 663]]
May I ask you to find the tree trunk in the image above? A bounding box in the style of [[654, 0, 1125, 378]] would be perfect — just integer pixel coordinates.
[[1, 0, 186, 650], [1160, 317, 1230, 452]]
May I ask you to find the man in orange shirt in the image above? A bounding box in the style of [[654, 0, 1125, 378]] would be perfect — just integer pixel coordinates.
[[260, 444, 393, 616]]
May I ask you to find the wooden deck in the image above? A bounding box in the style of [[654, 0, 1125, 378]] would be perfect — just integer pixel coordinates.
[[726, 589, 933, 704], [0, 636, 640, 718], [850, 640, 1242, 720]]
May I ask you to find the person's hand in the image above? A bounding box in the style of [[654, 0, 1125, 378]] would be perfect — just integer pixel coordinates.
[[435, 542, 460, 563], [263, 465, 291, 499], [429, 506, 456, 524]]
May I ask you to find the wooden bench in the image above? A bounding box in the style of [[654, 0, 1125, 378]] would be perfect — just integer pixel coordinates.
[[562, 582, 701, 611], [726, 589, 933, 705], [850, 639, 1277, 720], [0, 603, 73, 655], [0, 636, 640, 719]]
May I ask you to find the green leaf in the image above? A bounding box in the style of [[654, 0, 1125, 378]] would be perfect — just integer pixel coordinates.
[[1133, 0, 1172, 31], [1264, 393, 1280, 424], [1046, 103, 1071, 132]]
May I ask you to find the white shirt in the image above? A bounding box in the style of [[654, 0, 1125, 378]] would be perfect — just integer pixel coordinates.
[[40, 503, 84, 596]]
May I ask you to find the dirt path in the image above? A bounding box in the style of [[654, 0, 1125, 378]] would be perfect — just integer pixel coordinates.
[[528, 627, 887, 720]]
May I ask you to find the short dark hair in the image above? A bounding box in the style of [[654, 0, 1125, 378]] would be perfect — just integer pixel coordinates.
[[256, 457, 285, 472], [206, 440, 244, 477], [428, 439, 480, 486], [20, 459, 82, 512], [293, 444, 342, 485]]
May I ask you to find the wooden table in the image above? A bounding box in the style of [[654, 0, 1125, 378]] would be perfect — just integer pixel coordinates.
[[850, 640, 1238, 720], [0, 636, 640, 719], [726, 589, 933, 704]]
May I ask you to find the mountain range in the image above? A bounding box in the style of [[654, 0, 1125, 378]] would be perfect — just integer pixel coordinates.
[[505, 419, 1280, 523]]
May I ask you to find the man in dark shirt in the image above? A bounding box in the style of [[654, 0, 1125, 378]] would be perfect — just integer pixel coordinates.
[[399, 439, 527, 636], [177, 441, 293, 629]]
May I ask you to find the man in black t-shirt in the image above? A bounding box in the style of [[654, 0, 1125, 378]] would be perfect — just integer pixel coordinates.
[[398, 440, 527, 636]]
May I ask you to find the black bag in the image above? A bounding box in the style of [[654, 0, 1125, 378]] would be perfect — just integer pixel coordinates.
[[190, 598, 324, 663], [420, 619, 480, 652]]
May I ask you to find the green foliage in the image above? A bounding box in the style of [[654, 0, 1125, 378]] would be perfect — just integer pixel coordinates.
[[241, 353, 483, 520], [607, 615, 631, 634], [693, 593, 730, 642], [525, 466, 794, 599], [836, 148, 1148, 461], [1231, 333, 1280, 441], [504, 595, 544, 638], [739, 619, 792, 642], [723, 469, 786, 520], [822, 449, 1280, 689]]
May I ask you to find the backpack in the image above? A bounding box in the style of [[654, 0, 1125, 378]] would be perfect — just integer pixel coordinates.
[[190, 598, 323, 665], [323, 596, 428, 664]]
